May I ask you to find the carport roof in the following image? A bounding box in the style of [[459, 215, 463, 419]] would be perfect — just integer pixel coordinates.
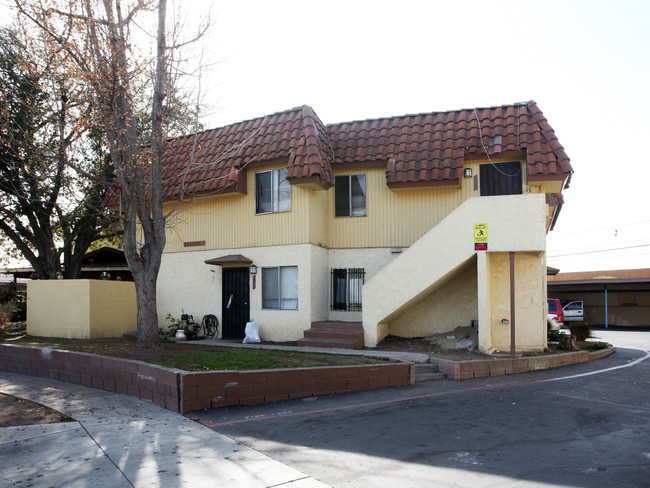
[[549, 276, 650, 293]]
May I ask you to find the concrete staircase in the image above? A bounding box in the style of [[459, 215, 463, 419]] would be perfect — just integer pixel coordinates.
[[362, 194, 549, 347], [413, 363, 445, 382], [298, 322, 364, 350]]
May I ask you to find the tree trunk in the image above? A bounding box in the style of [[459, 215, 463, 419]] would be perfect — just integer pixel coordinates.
[[133, 263, 161, 347], [558, 334, 579, 351], [124, 0, 167, 349]]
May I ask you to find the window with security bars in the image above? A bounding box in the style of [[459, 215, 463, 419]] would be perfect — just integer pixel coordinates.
[[331, 268, 365, 311]]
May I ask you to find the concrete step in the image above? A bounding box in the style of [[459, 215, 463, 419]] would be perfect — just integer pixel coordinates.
[[297, 337, 363, 350], [303, 329, 364, 340], [310, 322, 363, 331], [414, 363, 445, 382], [298, 322, 365, 350]]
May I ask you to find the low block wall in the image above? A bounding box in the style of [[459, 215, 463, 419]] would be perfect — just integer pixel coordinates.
[[180, 364, 409, 413], [27, 280, 137, 339], [0, 344, 410, 414], [0, 344, 182, 411], [433, 347, 614, 380]]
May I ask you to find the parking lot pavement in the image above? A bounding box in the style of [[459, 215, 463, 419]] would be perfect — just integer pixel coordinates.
[[192, 330, 650, 488]]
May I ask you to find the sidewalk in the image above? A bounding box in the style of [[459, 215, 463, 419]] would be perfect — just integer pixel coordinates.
[[0, 371, 329, 488], [195, 338, 431, 364]]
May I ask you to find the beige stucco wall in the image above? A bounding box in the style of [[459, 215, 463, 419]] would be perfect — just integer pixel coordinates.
[[388, 258, 478, 337], [326, 248, 401, 322], [363, 194, 548, 350], [27, 280, 136, 339], [158, 244, 404, 340], [158, 243, 328, 342], [479, 252, 547, 353]]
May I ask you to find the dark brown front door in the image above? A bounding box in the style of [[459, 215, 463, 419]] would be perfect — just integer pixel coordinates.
[[222, 267, 250, 339], [480, 161, 523, 196]]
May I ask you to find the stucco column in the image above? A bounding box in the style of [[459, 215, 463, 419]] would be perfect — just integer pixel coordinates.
[[476, 251, 491, 352]]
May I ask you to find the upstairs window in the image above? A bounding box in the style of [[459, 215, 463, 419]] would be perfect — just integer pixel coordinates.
[[256, 168, 291, 214], [479, 162, 523, 196], [331, 268, 365, 311], [335, 174, 366, 217]]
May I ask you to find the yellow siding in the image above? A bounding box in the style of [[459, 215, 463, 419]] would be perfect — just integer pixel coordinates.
[[164, 162, 313, 252], [163, 157, 560, 253], [329, 162, 483, 248], [309, 188, 329, 246]]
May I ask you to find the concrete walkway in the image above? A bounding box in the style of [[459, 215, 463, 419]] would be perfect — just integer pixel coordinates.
[[0, 371, 329, 488], [194, 338, 431, 364]]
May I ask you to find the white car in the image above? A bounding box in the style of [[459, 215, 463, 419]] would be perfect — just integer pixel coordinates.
[[563, 301, 584, 322], [547, 313, 560, 331]]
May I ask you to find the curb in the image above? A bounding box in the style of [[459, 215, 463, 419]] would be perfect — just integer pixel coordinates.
[[431, 346, 615, 380]]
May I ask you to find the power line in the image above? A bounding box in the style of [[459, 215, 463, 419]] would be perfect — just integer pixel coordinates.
[[548, 243, 650, 258], [551, 219, 650, 237], [547, 237, 650, 254]]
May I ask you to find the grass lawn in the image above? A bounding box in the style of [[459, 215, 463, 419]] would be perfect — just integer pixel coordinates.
[[0, 334, 389, 371]]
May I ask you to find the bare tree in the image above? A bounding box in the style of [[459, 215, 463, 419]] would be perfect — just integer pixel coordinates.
[[14, 0, 208, 347]]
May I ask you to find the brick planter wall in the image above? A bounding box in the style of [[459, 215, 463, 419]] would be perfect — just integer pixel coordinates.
[[0, 344, 183, 412], [180, 364, 409, 413], [432, 347, 614, 380], [0, 344, 410, 414]]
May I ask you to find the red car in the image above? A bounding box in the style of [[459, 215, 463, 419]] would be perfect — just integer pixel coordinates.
[[547, 298, 564, 329]]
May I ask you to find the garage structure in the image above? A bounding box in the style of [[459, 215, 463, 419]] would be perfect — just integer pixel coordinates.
[[547, 268, 650, 327]]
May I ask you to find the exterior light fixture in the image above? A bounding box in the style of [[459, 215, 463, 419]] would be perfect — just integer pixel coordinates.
[[464, 168, 473, 178], [249, 264, 258, 289]]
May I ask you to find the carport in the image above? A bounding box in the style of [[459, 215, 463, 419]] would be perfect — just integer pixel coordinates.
[[547, 268, 650, 327]]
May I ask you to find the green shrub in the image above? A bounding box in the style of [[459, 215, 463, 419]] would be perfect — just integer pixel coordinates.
[[586, 341, 609, 351], [547, 328, 563, 342], [569, 321, 590, 341]]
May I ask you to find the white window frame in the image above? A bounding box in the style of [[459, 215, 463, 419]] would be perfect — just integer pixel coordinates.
[[262, 266, 298, 310], [334, 174, 366, 217], [255, 168, 291, 214]]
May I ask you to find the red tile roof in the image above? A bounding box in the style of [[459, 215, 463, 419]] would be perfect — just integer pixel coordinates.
[[161, 105, 334, 199], [160, 100, 571, 198], [328, 100, 572, 187]]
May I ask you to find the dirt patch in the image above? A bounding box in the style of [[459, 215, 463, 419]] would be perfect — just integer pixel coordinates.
[[0, 393, 72, 427], [263, 329, 491, 361], [373, 334, 492, 360]]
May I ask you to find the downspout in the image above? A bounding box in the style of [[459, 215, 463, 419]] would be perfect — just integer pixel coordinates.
[[605, 285, 609, 329], [549, 202, 563, 231], [510, 252, 516, 356]]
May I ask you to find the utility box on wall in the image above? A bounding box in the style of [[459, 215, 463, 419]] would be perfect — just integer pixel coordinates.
[[27, 280, 137, 338]]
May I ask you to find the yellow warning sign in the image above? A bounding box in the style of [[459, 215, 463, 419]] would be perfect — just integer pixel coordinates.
[[474, 223, 488, 250]]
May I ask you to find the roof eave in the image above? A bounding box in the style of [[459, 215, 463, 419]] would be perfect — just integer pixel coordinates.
[[387, 178, 461, 191], [287, 174, 333, 191]]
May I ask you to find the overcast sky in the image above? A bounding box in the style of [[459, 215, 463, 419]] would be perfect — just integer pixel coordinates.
[[2, 0, 649, 273]]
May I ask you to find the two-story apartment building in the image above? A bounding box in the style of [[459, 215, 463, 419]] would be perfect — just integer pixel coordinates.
[[156, 100, 572, 353]]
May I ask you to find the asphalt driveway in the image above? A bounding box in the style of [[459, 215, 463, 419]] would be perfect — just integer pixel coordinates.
[[190, 329, 650, 488]]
